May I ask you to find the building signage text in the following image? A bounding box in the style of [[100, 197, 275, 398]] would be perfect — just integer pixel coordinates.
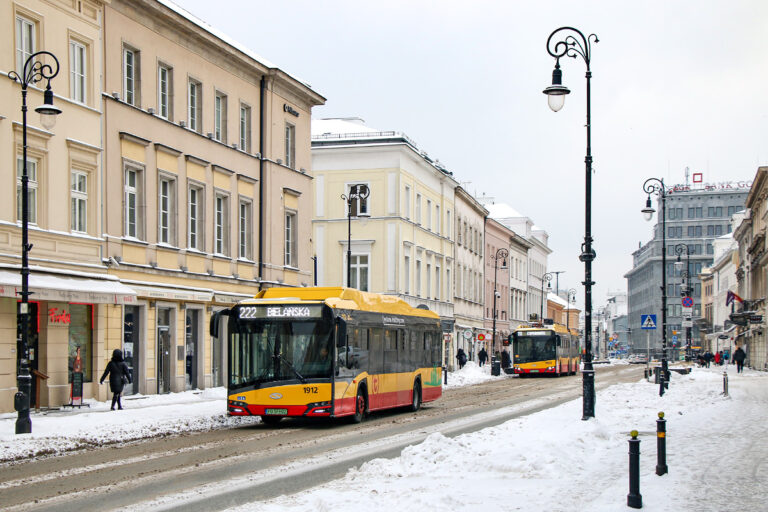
[[283, 104, 299, 117], [48, 307, 71, 325]]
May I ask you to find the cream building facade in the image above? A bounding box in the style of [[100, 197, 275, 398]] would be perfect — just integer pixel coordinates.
[[311, 118, 457, 349], [452, 186, 487, 367], [0, 0, 324, 413]]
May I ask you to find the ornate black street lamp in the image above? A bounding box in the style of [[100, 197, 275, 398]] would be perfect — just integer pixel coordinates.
[[540, 272, 553, 321], [566, 288, 577, 335], [491, 248, 509, 357], [642, 178, 670, 396], [8, 51, 62, 434], [341, 184, 370, 288], [543, 26, 598, 420], [675, 244, 692, 361]]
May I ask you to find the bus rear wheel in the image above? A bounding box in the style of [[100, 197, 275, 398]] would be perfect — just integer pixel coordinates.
[[351, 388, 366, 423], [261, 415, 282, 425], [409, 381, 422, 412]]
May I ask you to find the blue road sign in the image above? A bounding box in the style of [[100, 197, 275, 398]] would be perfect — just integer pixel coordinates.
[[672, 335, 678, 343], [641, 314, 657, 330]]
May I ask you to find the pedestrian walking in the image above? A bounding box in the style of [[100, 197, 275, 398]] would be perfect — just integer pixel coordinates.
[[733, 346, 746, 373], [714, 351, 722, 366], [478, 347, 488, 367], [456, 348, 468, 369], [100, 349, 132, 411], [501, 349, 511, 369], [704, 351, 713, 368]]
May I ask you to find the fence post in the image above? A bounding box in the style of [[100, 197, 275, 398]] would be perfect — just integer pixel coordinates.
[[655, 411, 668, 476], [627, 430, 642, 508]]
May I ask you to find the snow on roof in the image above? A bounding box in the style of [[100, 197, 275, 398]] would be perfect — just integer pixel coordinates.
[[486, 203, 525, 219], [547, 292, 569, 307], [311, 118, 380, 137], [157, 0, 312, 89]]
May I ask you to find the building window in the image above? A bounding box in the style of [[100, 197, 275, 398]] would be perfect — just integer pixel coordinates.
[[158, 176, 176, 245], [435, 205, 440, 234], [123, 46, 139, 106], [188, 79, 201, 132], [16, 157, 38, 224], [446, 210, 451, 239], [285, 210, 297, 266], [435, 263, 441, 300], [239, 103, 251, 152], [285, 123, 295, 168], [404, 254, 410, 294], [70, 40, 87, 104], [416, 259, 422, 297], [215, 193, 229, 255], [15, 15, 35, 75], [348, 184, 369, 216], [239, 199, 252, 259], [124, 167, 144, 239], [416, 194, 422, 224], [349, 255, 369, 291], [158, 64, 172, 119], [426, 200, 432, 230], [426, 263, 432, 299], [69, 304, 93, 382], [188, 184, 204, 250], [404, 185, 411, 219], [71, 171, 87, 233], [446, 268, 451, 299], [214, 91, 227, 143]]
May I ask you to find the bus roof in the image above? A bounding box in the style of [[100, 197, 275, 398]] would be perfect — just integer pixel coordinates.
[[514, 323, 576, 335], [242, 287, 440, 319]]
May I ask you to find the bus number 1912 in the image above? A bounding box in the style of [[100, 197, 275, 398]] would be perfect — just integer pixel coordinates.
[[303, 386, 318, 394]]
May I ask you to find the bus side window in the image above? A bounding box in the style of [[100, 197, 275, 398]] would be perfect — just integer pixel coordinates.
[[383, 329, 397, 373], [556, 335, 562, 347]]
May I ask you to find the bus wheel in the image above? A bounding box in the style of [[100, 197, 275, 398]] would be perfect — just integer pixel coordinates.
[[409, 381, 422, 412], [261, 415, 282, 426], [351, 388, 366, 423]]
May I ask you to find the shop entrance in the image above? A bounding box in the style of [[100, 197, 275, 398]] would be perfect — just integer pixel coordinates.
[[212, 323, 223, 387], [185, 309, 199, 390], [123, 306, 141, 395], [18, 302, 40, 407], [157, 308, 172, 394]]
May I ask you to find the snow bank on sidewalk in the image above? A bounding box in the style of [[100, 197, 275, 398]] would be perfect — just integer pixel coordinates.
[[0, 387, 257, 462], [444, 360, 511, 389], [237, 366, 768, 512]]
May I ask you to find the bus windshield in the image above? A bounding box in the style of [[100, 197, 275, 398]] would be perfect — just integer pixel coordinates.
[[229, 305, 333, 389], [514, 331, 556, 363]]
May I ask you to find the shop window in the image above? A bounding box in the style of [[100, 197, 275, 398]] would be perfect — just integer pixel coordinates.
[[69, 304, 93, 382]]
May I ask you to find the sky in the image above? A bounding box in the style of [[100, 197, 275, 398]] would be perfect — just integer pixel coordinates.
[[4, 363, 765, 511], [172, 0, 768, 310]]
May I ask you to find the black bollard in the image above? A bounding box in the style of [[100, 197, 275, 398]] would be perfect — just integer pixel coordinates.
[[443, 365, 447, 385], [627, 430, 642, 509], [655, 411, 668, 476], [722, 371, 728, 396]]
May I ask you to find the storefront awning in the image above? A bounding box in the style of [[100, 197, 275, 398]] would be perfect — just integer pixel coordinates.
[[0, 270, 137, 304]]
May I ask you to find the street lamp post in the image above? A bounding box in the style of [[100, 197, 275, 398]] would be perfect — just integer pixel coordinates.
[[550, 270, 565, 296], [8, 51, 62, 434], [341, 184, 370, 288], [675, 244, 692, 361], [543, 26, 598, 420], [540, 272, 553, 322], [566, 288, 576, 335], [642, 178, 670, 396], [492, 248, 509, 357]]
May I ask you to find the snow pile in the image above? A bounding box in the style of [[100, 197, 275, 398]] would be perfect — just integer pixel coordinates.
[[445, 360, 510, 389], [236, 366, 768, 512], [0, 388, 257, 462]]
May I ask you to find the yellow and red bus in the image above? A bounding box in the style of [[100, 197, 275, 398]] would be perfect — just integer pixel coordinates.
[[511, 323, 580, 377], [210, 287, 443, 424]]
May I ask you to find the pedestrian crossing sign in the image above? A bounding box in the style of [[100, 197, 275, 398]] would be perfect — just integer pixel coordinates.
[[641, 314, 657, 330]]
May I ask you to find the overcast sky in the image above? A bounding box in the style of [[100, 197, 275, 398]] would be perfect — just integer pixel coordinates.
[[174, 0, 767, 310]]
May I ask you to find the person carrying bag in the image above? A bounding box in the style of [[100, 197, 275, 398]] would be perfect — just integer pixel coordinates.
[[100, 349, 132, 410]]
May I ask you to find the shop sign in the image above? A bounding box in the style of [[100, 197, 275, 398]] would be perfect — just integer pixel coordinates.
[[71, 372, 83, 406], [48, 307, 71, 324]]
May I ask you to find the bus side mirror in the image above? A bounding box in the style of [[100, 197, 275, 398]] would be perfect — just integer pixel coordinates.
[[336, 317, 348, 348], [209, 309, 230, 338]]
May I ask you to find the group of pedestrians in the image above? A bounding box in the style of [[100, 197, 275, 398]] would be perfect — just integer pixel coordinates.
[[455, 347, 511, 370], [697, 346, 746, 373]]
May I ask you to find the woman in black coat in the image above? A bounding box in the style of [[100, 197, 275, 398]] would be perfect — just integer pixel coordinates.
[[100, 349, 132, 410]]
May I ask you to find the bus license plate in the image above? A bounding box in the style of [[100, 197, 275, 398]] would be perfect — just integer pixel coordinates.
[[530, 370, 539, 373], [265, 408, 287, 415]]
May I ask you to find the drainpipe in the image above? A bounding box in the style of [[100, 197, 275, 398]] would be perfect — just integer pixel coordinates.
[[258, 75, 266, 289]]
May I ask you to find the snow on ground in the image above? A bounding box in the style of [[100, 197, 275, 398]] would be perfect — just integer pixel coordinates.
[[0, 387, 258, 462], [0, 362, 500, 463], [444, 360, 511, 388], [228, 365, 767, 512]]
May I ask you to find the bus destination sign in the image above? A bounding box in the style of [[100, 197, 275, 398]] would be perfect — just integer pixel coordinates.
[[238, 305, 324, 319]]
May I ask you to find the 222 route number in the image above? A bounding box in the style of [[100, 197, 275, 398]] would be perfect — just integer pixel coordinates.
[[303, 386, 318, 394]]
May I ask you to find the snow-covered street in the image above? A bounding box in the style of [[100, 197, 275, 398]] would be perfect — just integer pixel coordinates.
[[2, 363, 765, 512]]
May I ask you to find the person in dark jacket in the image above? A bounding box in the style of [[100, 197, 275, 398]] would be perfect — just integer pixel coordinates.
[[456, 348, 468, 369], [733, 346, 746, 373], [501, 349, 511, 369], [478, 347, 488, 367], [100, 349, 132, 410]]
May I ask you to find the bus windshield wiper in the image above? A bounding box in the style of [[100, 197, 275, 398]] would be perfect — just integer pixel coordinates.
[[276, 353, 306, 383]]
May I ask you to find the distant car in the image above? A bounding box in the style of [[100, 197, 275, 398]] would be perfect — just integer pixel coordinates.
[[628, 354, 648, 364]]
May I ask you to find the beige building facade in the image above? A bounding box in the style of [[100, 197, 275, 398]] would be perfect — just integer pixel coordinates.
[[0, 0, 324, 413]]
